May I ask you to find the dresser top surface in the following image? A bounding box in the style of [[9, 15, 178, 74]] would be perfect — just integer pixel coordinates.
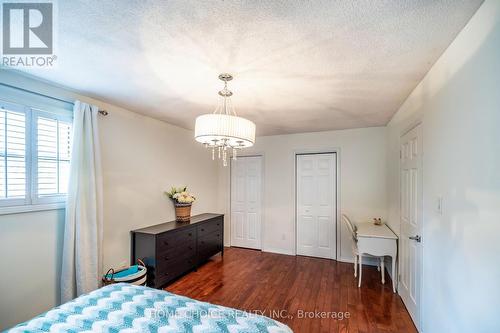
[[131, 213, 223, 235]]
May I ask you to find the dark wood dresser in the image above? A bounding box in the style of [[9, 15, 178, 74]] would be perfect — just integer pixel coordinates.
[[131, 213, 224, 288]]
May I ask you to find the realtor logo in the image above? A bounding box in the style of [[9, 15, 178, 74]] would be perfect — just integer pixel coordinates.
[[2, 2, 53, 54], [1, 1, 56, 67]]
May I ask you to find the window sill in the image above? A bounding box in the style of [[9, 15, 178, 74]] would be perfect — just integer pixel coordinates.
[[0, 202, 65, 215]]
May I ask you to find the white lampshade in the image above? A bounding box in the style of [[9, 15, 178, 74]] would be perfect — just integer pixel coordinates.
[[195, 114, 255, 147]]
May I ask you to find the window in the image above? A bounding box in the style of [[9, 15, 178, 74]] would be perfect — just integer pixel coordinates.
[[0, 105, 26, 202], [34, 111, 72, 201], [0, 99, 73, 210]]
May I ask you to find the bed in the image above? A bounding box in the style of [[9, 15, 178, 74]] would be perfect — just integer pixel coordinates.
[[6, 283, 292, 333]]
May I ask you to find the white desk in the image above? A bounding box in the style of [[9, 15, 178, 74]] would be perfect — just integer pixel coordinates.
[[356, 223, 398, 292]]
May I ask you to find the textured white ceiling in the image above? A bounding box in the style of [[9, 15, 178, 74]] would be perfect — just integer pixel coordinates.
[[14, 0, 483, 135]]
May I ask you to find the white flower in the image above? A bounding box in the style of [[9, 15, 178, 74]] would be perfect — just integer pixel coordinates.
[[165, 186, 196, 204], [179, 195, 192, 203]]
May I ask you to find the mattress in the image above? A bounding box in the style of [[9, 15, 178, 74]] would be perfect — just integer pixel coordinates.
[[6, 283, 292, 333]]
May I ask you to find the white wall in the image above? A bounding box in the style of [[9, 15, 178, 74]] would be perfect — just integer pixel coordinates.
[[0, 210, 64, 329], [218, 127, 387, 261], [99, 101, 219, 271], [0, 70, 220, 329], [386, 1, 500, 332], [2, 0, 499, 330]]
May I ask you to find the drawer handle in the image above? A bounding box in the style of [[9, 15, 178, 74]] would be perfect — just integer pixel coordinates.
[[164, 256, 169, 261], [188, 246, 193, 250], [163, 241, 169, 246], [188, 232, 192, 236], [217, 223, 220, 226], [201, 228, 205, 232]]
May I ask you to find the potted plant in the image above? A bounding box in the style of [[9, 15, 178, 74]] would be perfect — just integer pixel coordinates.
[[165, 186, 196, 222]]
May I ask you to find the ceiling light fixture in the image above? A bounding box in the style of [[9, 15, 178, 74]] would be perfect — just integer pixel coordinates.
[[194, 73, 256, 166]]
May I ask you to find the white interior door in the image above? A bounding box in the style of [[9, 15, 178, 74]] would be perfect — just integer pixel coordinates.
[[230, 156, 262, 250], [296, 153, 336, 259], [399, 124, 423, 330]]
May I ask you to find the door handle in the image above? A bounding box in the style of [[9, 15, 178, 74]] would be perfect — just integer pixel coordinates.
[[409, 235, 421, 242]]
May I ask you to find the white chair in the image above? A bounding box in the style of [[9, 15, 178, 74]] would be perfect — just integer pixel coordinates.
[[342, 214, 385, 286]]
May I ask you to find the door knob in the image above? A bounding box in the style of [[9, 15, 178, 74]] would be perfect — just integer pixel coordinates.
[[409, 235, 421, 242]]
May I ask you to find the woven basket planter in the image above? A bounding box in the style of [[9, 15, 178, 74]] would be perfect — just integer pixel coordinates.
[[175, 203, 192, 222]]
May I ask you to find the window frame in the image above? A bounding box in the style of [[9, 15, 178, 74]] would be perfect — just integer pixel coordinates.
[[0, 98, 73, 213]]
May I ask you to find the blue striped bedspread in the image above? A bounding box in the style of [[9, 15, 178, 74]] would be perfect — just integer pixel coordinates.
[[6, 283, 292, 333]]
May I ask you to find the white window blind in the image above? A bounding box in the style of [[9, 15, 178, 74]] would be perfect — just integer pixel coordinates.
[[0, 106, 27, 201], [0, 96, 73, 211], [35, 113, 72, 199]]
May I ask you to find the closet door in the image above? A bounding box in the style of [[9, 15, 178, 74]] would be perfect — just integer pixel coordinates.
[[231, 156, 262, 249], [296, 153, 336, 259]]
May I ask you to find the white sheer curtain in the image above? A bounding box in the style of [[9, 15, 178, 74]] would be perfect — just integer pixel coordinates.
[[61, 101, 103, 303]]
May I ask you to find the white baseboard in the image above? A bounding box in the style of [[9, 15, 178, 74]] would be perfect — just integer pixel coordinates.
[[261, 247, 295, 256], [226, 245, 295, 256]]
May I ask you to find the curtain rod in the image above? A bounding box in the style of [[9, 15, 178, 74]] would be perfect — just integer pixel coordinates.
[[0, 82, 109, 116]]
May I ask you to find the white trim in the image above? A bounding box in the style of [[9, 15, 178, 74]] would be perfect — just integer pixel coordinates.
[[0, 201, 65, 215], [262, 247, 295, 256], [0, 197, 26, 208], [293, 148, 341, 260]]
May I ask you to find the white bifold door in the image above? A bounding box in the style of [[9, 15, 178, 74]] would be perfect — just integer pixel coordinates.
[[399, 124, 423, 330], [296, 153, 337, 259], [230, 156, 262, 249]]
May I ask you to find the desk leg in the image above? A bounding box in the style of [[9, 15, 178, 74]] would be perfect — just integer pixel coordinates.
[[391, 256, 396, 293], [354, 254, 358, 277], [381, 258, 385, 284], [358, 255, 362, 288]]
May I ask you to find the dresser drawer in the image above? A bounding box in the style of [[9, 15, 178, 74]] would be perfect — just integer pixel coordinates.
[[157, 227, 195, 252], [155, 255, 196, 286], [156, 241, 196, 265], [197, 218, 222, 238], [198, 230, 223, 260]]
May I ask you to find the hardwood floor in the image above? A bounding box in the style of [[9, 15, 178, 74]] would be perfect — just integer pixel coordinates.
[[166, 247, 417, 333]]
